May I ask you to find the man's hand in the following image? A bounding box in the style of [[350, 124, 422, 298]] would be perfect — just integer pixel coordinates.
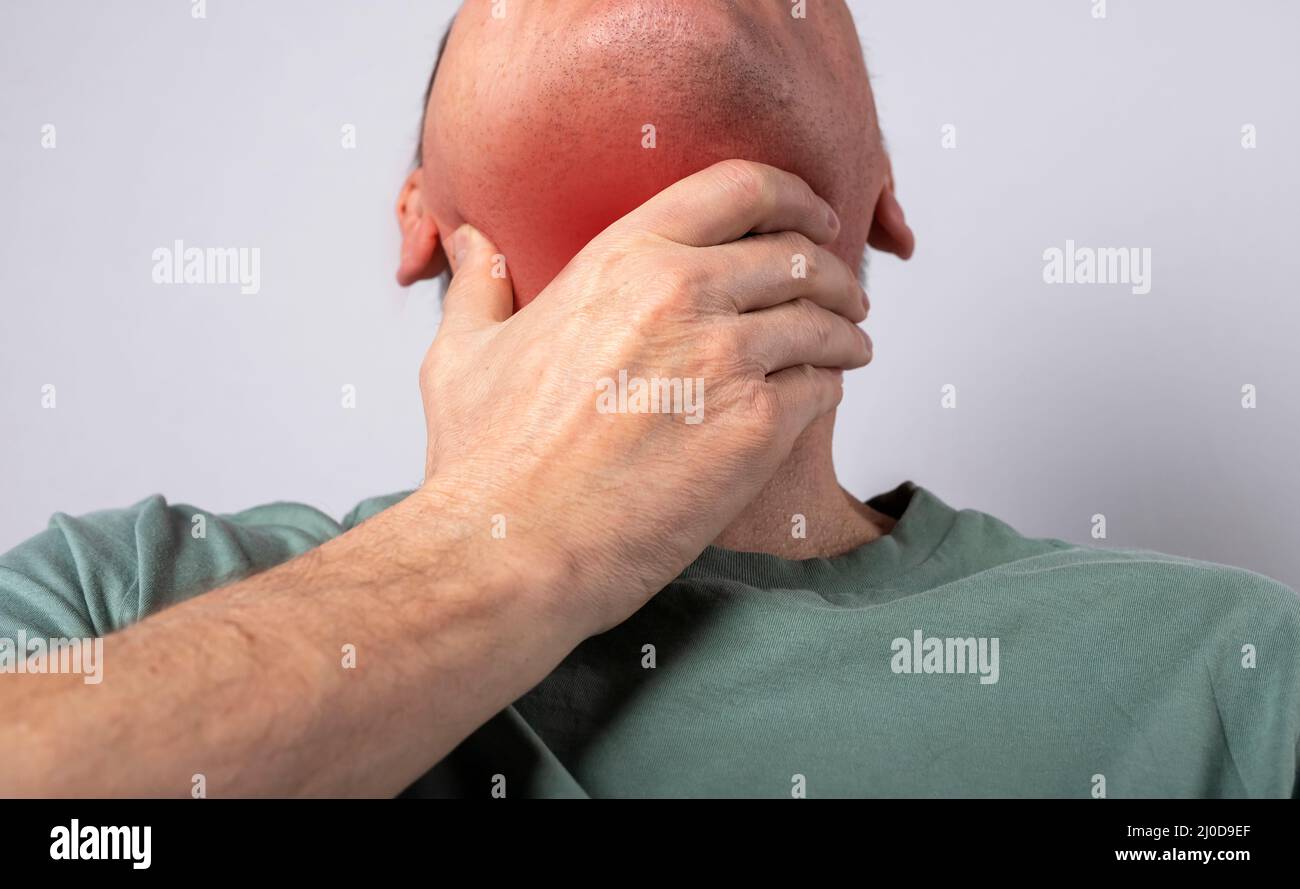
[[0, 162, 872, 798], [420, 160, 872, 637]]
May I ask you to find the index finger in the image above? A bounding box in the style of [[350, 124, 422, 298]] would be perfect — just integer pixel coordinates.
[[611, 160, 841, 248]]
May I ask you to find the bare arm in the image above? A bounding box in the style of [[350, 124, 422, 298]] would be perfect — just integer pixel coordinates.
[[6, 481, 579, 797], [0, 161, 873, 797]]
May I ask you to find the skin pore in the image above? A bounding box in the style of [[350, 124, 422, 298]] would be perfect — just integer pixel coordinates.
[[396, 0, 916, 558]]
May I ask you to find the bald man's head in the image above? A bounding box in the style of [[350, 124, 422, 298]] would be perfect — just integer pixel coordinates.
[[396, 0, 913, 308]]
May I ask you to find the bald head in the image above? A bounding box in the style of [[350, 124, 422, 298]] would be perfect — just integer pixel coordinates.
[[397, 0, 913, 307]]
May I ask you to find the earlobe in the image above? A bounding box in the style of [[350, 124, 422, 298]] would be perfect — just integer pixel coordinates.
[[395, 170, 449, 286], [867, 172, 915, 261]]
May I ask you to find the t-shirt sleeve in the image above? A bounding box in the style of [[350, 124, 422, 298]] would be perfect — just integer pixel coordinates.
[[0, 496, 345, 638]]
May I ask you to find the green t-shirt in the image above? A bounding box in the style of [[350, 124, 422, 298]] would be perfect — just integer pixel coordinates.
[[2, 482, 1297, 798]]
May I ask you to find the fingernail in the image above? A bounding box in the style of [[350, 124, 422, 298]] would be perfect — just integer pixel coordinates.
[[827, 207, 841, 233], [861, 288, 871, 315]]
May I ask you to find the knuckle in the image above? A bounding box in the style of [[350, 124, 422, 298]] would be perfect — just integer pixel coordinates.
[[792, 298, 832, 346], [795, 362, 820, 384], [782, 233, 818, 275], [714, 159, 770, 213], [828, 376, 846, 408], [630, 260, 698, 325], [662, 263, 707, 312], [576, 241, 627, 283], [747, 380, 783, 427], [674, 258, 709, 294], [717, 327, 764, 377], [705, 321, 740, 357]]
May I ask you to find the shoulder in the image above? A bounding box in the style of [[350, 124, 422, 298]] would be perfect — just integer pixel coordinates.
[[999, 541, 1298, 611], [941, 499, 1300, 647], [0, 495, 347, 637], [984, 540, 1300, 690], [941, 494, 1298, 615]]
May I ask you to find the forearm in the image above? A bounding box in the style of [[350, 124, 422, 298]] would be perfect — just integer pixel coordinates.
[[0, 484, 580, 797]]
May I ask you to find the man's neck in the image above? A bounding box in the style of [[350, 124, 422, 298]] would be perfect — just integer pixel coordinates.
[[710, 413, 896, 558]]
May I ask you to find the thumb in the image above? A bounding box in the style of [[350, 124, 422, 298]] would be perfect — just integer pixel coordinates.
[[441, 224, 515, 329]]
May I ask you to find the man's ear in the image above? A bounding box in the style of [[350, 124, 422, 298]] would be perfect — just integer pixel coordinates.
[[395, 169, 449, 286], [867, 163, 915, 261]]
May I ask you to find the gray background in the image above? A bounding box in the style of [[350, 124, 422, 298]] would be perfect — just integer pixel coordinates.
[[1, 0, 1297, 586]]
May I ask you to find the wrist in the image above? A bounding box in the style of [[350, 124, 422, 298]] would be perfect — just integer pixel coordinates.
[[408, 475, 593, 648]]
